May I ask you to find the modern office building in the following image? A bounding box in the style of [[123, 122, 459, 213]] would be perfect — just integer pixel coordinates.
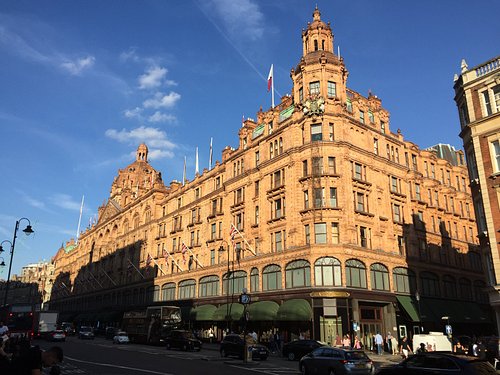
[[454, 55, 500, 333], [49, 8, 491, 344]]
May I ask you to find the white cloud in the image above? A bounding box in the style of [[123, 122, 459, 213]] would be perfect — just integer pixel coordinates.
[[124, 107, 143, 120], [147, 149, 174, 160], [208, 0, 265, 41], [139, 66, 167, 90], [148, 111, 176, 123], [24, 196, 46, 210], [119, 47, 140, 63], [143, 92, 181, 109], [60, 56, 95, 75], [49, 194, 83, 211], [105, 126, 176, 153]]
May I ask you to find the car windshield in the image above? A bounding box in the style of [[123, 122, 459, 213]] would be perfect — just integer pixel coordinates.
[[118, 332, 128, 337], [346, 351, 369, 360], [80, 327, 92, 332]]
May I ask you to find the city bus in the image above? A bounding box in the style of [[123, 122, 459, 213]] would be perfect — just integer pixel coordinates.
[[122, 305, 181, 344], [0, 304, 36, 339]]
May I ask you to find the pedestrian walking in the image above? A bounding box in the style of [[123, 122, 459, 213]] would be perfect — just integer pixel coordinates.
[[390, 335, 399, 355], [400, 336, 412, 359], [342, 334, 351, 348], [374, 332, 384, 355]]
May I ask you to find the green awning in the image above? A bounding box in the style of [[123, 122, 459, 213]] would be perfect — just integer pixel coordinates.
[[247, 301, 279, 321], [396, 296, 420, 322], [422, 298, 491, 324], [213, 303, 244, 321], [190, 304, 217, 321], [277, 299, 312, 321]]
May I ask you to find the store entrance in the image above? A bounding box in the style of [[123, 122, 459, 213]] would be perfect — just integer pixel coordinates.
[[359, 306, 384, 351], [319, 316, 343, 346]]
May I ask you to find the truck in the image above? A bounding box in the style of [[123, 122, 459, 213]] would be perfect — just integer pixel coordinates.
[[122, 305, 181, 344], [412, 332, 453, 352], [35, 311, 59, 339]]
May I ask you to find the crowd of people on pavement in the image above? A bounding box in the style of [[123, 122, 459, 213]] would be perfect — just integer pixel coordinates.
[[0, 321, 64, 375]]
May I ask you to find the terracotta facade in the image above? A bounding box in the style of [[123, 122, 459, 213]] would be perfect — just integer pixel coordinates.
[[50, 8, 491, 342]]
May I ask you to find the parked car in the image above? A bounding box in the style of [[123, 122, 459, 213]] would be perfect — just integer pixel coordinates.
[[283, 339, 325, 361], [164, 330, 202, 351], [375, 352, 497, 374], [49, 330, 66, 342], [299, 346, 374, 375], [113, 331, 130, 344], [78, 326, 95, 340], [219, 333, 269, 360]]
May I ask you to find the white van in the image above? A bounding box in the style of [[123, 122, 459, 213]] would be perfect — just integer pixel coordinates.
[[412, 332, 452, 352]]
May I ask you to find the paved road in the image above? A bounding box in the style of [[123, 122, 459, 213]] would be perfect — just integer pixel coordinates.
[[36, 337, 400, 374]]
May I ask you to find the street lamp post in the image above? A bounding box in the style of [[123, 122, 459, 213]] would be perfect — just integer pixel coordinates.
[[0, 218, 34, 306], [415, 291, 422, 334]]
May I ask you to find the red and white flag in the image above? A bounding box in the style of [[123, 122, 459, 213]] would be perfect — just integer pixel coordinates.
[[230, 223, 237, 242], [146, 253, 153, 267], [267, 64, 273, 92], [181, 242, 188, 264]]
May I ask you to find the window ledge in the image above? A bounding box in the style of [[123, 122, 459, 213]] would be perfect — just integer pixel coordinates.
[[354, 210, 375, 217]]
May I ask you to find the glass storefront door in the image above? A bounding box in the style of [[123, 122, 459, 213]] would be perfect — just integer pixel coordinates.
[[319, 316, 342, 346]]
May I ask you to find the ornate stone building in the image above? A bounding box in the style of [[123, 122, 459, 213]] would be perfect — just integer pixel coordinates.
[[454, 55, 500, 333], [50, 8, 491, 344]]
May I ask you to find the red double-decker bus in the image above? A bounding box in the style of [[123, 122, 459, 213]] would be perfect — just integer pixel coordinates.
[[0, 304, 35, 339]]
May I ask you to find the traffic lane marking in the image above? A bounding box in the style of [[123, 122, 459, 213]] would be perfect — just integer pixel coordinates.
[[65, 355, 173, 375]]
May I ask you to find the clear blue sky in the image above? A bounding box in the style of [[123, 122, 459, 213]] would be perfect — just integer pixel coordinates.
[[0, 0, 498, 276]]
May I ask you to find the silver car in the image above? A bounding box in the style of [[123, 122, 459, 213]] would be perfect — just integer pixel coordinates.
[[299, 347, 374, 375]]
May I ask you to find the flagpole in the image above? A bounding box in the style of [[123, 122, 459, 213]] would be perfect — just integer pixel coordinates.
[[101, 269, 117, 286], [230, 223, 256, 256], [164, 250, 183, 272], [88, 271, 104, 288], [271, 64, 275, 109], [76, 195, 84, 244], [195, 147, 199, 175], [181, 242, 204, 268], [150, 253, 166, 275], [209, 137, 213, 170], [127, 258, 145, 279], [182, 156, 187, 186]]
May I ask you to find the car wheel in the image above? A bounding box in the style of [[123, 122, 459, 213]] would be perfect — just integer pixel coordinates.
[[221, 349, 227, 357], [288, 352, 296, 361], [300, 364, 308, 375]]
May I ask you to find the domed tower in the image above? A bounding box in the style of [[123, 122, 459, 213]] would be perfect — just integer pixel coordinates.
[[291, 6, 349, 108], [136, 143, 149, 162], [107, 144, 163, 208]]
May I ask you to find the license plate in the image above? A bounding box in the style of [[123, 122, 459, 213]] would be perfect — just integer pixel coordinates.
[[355, 364, 365, 368]]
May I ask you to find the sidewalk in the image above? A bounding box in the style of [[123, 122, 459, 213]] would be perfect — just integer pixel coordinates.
[[201, 341, 402, 365]]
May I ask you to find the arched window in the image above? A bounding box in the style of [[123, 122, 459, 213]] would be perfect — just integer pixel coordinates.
[[223, 271, 247, 295], [279, 137, 283, 154], [392, 267, 416, 293], [274, 140, 278, 156], [250, 268, 259, 292], [133, 213, 140, 229], [442, 275, 457, 298], [473, 280, 488, 303], [286, 260, 311, 288], [144, 208, 151, 223], [263, 264, 282, 291], [178, 279, 196, 299], [420, 272, 440, 297], [345, 259, 367, 288], [199, 275, 219, 297], [459, 278, 473, 300], [123, 220, 129, 233], [270, 143, 274, 159], [370, 263, 389, 291], [161, 283, 175, 301], [314, 257, 341, 286]]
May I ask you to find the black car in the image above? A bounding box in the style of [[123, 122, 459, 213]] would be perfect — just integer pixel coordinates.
[[220, 333, 269, 360], [282, 339, 325, 361], [164, 330, 202, 351], [105, 327, 118, 340], [299, 347, 374, 375], [375, 352, 496, 374]]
